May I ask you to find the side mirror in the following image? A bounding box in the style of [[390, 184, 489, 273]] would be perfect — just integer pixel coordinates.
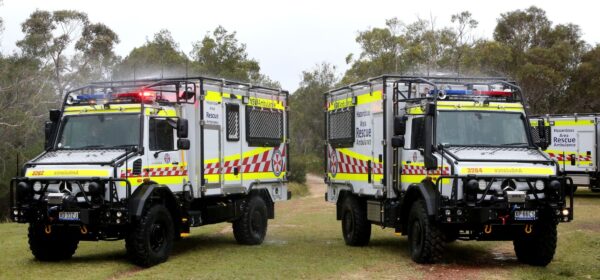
[[423, 115, 438, 170], [177, 138, 190, 150], [49, 109, 61, 123], [394, 116, 408, 135], [177, 118, 189, 138], [391, 135, 405, 148], [44, 121, 56, 150]]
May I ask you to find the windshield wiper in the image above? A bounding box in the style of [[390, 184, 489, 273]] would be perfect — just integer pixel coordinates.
[[77, 145, 106, 150], [503, 142, 528, 146], [112, 144, 137, 149]]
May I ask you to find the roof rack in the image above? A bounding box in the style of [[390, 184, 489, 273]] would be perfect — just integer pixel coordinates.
[[327, 75, 522, 103], [64, 76, 288, 107]]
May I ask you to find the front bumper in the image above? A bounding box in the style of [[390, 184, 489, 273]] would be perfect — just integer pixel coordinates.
[[10, 177, 132, 227], [433, 175, 574, 225]]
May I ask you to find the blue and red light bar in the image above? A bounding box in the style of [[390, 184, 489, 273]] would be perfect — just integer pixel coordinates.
[[429, 89, 512, 97], [112, 90, 156, 103]]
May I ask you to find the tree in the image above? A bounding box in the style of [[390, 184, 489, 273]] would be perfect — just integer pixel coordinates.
[[342, 16, 461, 83], [493, 6, 587, 114], [17, 10, 119, 95], [449, 11, 479, 75], [566, 45, 600, 113], [190, 26, 278, 87], [289, 63, 338, 178], [113, 29, 189, 80]]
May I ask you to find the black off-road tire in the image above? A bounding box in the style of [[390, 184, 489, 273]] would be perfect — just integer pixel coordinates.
[[513, 221, 557, 266], [233, 195, 268, 245], [341, 195, 371, 246], [126, 204, 175, 267], [28, 223, 79, 261], [442, 228, 459, 243], [408, 200, 445, 263]]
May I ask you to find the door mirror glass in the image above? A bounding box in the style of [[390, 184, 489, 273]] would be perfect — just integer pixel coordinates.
[[391, 135, 405, 148], [394, 116, 407, 136], [424, 115, 438, 170], [177, 118, 188, 138], [177, 138, 190, 150]]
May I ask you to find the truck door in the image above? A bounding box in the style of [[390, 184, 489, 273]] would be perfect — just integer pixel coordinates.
[[372, 112, 384, 187], [147, 117, 185, 191], [578, 130, 595, 169], [222, 102, 242, 188], [203, 101, 223, 195]]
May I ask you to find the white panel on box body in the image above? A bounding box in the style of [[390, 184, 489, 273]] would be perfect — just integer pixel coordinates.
[[538, 115, 598, 186]]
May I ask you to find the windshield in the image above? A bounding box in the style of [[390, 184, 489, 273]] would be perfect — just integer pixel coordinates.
[[436, 111, 530, 147], [57, 114, 140, 149]]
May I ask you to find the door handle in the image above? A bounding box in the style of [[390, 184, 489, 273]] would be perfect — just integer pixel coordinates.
[[172, 161, 179, 165], [234, 167, 239, 176]]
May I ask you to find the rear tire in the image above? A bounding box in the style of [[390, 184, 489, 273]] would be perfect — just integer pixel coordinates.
[[407, 200, 444, 263], [28, 223, 79, 261], [513, 220, 557, 266], [341, 195, 371, 246], [233, 195, 268, 245], [126, 204, 175, 267]]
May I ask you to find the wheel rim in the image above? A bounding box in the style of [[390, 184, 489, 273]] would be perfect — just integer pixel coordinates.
[[343, 210, 354, 240], [150, 222, 166, 252]]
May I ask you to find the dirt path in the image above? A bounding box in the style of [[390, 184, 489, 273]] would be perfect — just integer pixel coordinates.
[[306, 173, 326, 198]]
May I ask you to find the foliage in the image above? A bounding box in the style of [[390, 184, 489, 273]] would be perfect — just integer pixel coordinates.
[[113, 29, 189, 79], [190, 26, 279, 87], [342, 6, 592, 115], [17, 10, 119, 95]]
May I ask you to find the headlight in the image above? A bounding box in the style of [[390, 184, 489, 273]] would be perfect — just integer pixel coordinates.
[[535, 180, 545, 191], [32, 181, 43, 192], [478, 179, 487, 191]]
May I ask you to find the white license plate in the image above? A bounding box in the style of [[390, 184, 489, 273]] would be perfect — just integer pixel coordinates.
[[58, 211, 80, 221], [514, 210, 537, 221]]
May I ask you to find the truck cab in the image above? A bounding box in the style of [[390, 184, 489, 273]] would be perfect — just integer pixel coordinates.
[[324, 76, 573, 266], [10, 77, 290, 266]]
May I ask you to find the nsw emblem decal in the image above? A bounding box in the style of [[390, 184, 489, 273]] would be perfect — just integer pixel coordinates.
[[271, 149, 283, 177]]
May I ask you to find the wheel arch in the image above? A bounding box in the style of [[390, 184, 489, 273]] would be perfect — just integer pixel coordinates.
[[128, 183, 181, 226], [400, 181, 440, 233]]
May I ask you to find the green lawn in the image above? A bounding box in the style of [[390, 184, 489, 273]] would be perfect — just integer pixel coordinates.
[[0, 184, 599, 280]]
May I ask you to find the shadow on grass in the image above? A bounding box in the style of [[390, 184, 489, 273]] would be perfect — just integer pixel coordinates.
[[368, 236, 522, 269]]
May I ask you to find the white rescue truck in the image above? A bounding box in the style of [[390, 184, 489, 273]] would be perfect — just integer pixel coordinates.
[[10, 77, 290, 266], [324, 76, 574, 266], [529, 114, 600, 192]]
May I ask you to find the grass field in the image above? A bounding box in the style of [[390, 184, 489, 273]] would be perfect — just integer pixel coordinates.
[[0, 176, 599, 280]]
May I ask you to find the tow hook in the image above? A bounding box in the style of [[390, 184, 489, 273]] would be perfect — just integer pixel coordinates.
[[80, 225, 88, 235], [44, 225, 52, 235], [484, 224, 492, 234], [524, 224, 533, 234]]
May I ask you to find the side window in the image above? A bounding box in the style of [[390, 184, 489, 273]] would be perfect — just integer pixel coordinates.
[[411, 117, 424, 149], [226, 104, 240, 141], [149, 118, 174, 151]]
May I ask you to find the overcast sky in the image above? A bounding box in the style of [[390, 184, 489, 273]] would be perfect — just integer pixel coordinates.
[[0, 0, 598, 91]]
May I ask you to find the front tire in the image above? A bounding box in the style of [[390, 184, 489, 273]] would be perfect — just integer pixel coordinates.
[[341, 195, 371, 246], [28, 224, 79, 261], [513, 221, 557, 266], [407, 200, 444, 263], [126, 204, 175, 267], [233, 195, 268, 245]]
